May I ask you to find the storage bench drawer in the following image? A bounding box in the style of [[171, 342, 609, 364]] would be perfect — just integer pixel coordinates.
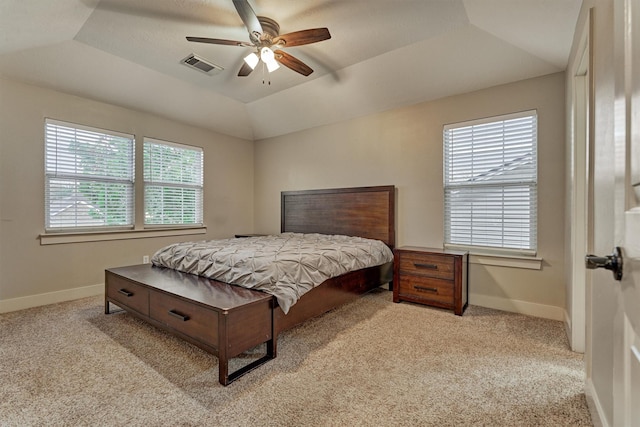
[[150, 291, 218, 347], [106, 275, 150, 316]]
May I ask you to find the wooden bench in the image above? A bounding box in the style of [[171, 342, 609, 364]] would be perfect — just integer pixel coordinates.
[[105, 264, 276, 386]]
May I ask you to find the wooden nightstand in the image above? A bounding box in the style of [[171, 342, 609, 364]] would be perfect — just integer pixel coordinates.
[[393, 246, 468, 315]]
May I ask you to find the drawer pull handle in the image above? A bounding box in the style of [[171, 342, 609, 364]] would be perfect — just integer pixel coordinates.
[[118, 289, 133, 297], [414, 285, 438, 293], [168, 310, 190, 322], [414, 263, 438, 270]]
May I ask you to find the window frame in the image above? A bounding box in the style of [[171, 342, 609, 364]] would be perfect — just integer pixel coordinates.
[[44, 118, 135, 232], [143, 137, 204, 228], [41, 120, 207, 245], [443, 110, 538, 257]]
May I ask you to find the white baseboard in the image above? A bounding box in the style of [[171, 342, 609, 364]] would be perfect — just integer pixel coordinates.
[[564, 308, 572, 330], [0, 283, 104, 314], [585, 378, 608, 427], [469, 293, 564, 321], [2, 287, 564, 319], [564, 309, 573, 346]]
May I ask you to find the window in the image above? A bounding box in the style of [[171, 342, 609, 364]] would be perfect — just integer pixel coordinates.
[[45, 119, 134, 230], [443, 111, 537, 254], [144, 138, 203, 226]]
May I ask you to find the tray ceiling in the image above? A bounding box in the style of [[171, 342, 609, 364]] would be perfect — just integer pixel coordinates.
[[0, 0, 582, 140]]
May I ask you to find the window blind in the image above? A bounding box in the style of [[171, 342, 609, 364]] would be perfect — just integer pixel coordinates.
[[45, 119, 134, 230], [443, 111, 537, 253], [143, 138, 203, 226]]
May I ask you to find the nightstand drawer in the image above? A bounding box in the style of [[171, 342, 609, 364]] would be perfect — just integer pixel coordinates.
[[150, 291, 218, 346], [106, 276, 150, 316], [398, 252, 454, 279], [397, 275, 454, 305]]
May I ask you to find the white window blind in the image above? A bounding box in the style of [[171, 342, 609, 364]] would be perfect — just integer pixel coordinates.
[[144, 138, 203, 226], [45, 119, 135, 230], [443, 111, 537, 253]]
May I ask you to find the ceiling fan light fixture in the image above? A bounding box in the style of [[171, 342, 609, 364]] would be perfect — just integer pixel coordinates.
[[260, 47, 280, 73], [244, 52, 259, 70], [266, 59, 280, 73]]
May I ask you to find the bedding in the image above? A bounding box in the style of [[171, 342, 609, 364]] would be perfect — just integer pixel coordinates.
[[151, 232, 393, 314]]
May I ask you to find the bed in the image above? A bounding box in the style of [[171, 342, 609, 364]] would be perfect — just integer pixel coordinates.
[[105, 185, 395, 385]]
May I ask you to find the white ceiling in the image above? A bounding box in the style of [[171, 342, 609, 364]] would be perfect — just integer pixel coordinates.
[[0, 0, 582, 140]]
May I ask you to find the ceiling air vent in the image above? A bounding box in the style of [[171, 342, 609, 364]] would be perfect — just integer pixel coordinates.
[[181, 53, 223, 75]]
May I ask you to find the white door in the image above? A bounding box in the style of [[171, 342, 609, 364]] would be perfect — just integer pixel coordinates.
[[606, 0, 640, 424], [616, 0, 640, 422], [587, 0, 640, 425]]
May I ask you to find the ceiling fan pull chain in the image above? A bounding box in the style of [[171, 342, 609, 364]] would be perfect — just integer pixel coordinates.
[[261, 61, 271, 85]]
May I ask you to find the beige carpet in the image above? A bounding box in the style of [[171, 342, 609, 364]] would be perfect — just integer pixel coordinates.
[[0, 289, 591, 426]]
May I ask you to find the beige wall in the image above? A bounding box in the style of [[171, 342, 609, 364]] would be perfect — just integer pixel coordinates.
[[0, 73, 567, 318], [0, 78, 254, 308], [255, 72, 566, 318]]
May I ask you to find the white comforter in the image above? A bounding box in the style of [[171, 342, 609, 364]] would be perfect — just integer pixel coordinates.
[[151, 233, 393, 314]]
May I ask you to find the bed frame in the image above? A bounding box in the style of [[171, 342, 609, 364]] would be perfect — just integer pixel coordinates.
[[105, 185, 395, 385]]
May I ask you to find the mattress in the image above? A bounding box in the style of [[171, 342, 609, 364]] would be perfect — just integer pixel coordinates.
[[151, 233, 393, 313]]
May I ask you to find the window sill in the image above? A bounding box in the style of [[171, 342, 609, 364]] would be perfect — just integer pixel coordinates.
[[469, 253, 542, 270], [39, 226, 207, 245]]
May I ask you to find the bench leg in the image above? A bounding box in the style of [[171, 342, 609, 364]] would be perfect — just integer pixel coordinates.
[[218, 336, 276, 386], [217, 310, 277, 386]]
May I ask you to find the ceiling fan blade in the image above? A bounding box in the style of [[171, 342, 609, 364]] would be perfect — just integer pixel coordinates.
[[232, 0, 262, 43], [237, 62, 254, 77], [273, 28, 331, 47], [274, 50, 313, 76], [186, 36, 251, 47]]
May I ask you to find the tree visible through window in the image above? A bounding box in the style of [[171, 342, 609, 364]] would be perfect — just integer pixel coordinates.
[[45, 119, 134, 230], [443, 111, 538, 253], [143, 138, 203, 226]]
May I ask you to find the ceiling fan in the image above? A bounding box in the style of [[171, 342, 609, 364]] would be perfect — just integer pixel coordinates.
[[186, 0, 331, 77]]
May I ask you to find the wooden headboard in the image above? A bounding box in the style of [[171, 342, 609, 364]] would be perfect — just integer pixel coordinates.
[[281, 185, 396, 249]]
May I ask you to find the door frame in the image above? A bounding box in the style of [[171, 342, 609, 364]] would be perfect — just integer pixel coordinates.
[[568, 9, 593, 355]]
